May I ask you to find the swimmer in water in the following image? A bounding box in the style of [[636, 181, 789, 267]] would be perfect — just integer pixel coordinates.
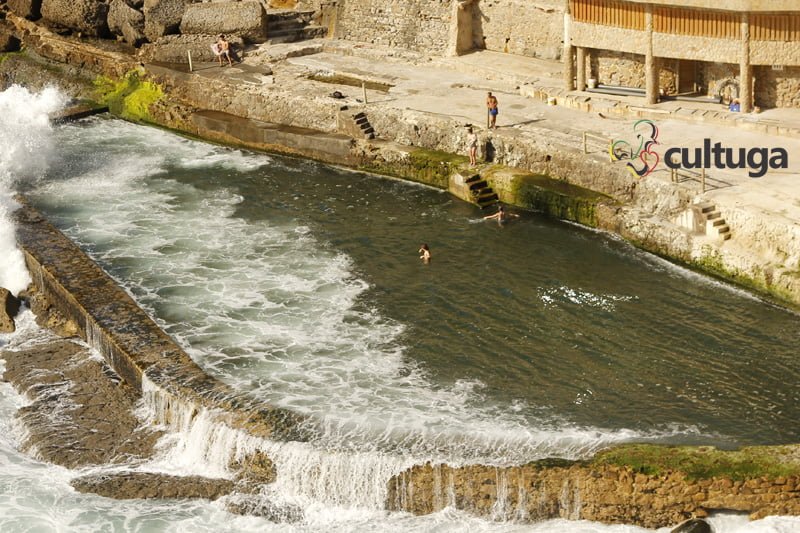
[[419, 243, 431, 263], [483, 205, 519, 222]]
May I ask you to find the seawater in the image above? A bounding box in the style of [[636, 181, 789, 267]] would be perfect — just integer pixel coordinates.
[[1, 86, 800, 532]]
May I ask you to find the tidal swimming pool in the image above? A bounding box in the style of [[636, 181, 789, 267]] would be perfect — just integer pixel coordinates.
[[26, 116, 800, 466]]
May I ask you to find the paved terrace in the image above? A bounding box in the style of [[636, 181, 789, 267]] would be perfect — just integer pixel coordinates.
[[172, 40, 800, 258]]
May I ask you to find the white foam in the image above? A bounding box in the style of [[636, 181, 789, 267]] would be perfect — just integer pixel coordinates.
[[0, 86, 66, 295]]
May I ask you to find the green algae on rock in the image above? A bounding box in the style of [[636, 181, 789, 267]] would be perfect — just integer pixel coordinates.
[[594, 443, 800, 481], [94, 70, 163, 122]]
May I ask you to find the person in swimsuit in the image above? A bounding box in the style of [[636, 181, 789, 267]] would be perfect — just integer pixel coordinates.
[[467, 126, 478, 166], [483, 205, 518, 222], [419, 243, 431, 263], [486, 92, 499, 129], [215, 34, 233, 67]]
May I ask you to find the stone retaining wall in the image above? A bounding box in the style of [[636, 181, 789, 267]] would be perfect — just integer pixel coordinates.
[[387, 461, 800, 528], [472, 0, 563, 60], [335, 0, 451, 55]]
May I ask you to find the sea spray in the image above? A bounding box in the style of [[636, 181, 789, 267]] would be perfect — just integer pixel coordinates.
[[0, 85, 65, 295]]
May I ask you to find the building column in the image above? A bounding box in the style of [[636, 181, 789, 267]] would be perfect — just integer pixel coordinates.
[[448, 0, 476, 57], [644, 4, 659, 105], [740, 12, 753, 112], [576, 47, 587, 91], [563, 2, 575, 90]]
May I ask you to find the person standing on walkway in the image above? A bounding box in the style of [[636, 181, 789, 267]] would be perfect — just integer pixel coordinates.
[[467, 126, 478, 166], [486, 91, 499, 129], [216, 34, 233, 67]]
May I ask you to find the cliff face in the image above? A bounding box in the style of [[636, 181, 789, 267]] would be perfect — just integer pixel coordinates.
[[387, 459, 800, 529]]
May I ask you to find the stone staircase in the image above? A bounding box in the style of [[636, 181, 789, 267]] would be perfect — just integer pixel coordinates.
[[336, 108, 375, 139], [266, 9, 327, 44], [697, 201, 731, 241], [351, 111, 374, 139], [465, 174, 499, 209]]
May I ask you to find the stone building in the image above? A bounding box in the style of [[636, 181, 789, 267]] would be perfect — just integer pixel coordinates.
[[563, 0, 800, 110], [318, 0, 800, 110]]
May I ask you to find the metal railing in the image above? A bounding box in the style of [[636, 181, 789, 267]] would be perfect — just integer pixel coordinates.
[[670, 166, 707, 192], [582, 131, 611, 154]]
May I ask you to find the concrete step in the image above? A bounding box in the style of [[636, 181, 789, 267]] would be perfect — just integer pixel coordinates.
[[361, 126, 374, 135], [355, 116, 369, 126], [267, 26, 326, 44], [468, 180, 488, 191], [705, 211, 721, 220], [477, 193, 499, 205], [465, 174, 482, 183], [267, 9, 315, 23], [711, 218, 726, 227], [699, 204, 716, 214], [365, 132, 375, 140]]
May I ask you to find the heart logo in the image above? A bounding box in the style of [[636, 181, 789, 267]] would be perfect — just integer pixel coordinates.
[[639, 150, 660, 177]]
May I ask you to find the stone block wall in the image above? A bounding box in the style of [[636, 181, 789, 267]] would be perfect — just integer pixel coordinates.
[[659, 58, 678, 95], [699, 62, 740, 101], [749, 40, 800, 66], [472, 0, 564, 60], [755, 66, 800, 108], [335, 0, 451, 55], [591, 50, 645, 88]]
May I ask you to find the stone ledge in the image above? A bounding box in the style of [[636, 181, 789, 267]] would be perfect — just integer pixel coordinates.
[[13, 200, 310, 443]]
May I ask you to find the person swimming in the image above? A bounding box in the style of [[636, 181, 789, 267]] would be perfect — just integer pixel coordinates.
[[419, 243, 431, 263], [483, 205, 518, 222]]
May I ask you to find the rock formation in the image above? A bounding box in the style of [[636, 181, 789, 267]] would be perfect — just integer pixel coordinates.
[[2, 339, 163, 467], [108, 0, 145, 46], [7, 0, 41, 20], [179, 1, 267, 43], [72, 472, 234, 500], [142, 0, 193, 42], [0, 287, 21, 333], [40, 0, 109, 37]]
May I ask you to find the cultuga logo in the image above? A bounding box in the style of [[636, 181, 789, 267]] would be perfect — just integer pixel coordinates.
[[610, 120, 789, 179], [609, 119, 661, 178]]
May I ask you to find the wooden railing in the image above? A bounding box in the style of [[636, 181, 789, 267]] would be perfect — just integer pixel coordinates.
[[570, 0, 645, 31], [653, 6, 739, 39], [752, 13, 800, 41]]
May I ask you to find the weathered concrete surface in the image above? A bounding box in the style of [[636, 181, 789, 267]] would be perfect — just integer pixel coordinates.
[[13, 202, 309, 443], [2, 338, 163, 467], [72, 472, 234, 500], [388, 461, 800, 529], [138, 33, 244, 63], [179, 1, 267, 43], [191, 109, 355, 165]]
